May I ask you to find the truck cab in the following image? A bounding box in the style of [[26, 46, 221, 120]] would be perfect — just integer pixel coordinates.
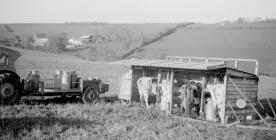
[[0, 46, 21, 104]]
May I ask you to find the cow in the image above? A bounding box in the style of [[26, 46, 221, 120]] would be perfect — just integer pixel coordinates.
[[178, 82, 202, 117], [137, 77, 158, 108]]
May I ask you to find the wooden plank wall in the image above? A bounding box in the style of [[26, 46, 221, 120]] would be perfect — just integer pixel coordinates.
[[118, 70, 132, 101], [225, 77, 258, 117]]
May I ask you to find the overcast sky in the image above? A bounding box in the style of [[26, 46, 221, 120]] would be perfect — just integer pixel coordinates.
[[0, 0, 275, 23]]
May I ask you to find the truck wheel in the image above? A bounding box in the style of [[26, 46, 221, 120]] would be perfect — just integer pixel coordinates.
[[0, 82, 20, 105], [82, 87, 99, 104]]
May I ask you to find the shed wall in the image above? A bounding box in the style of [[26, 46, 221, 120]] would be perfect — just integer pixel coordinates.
[[225, 76, 258, 117]]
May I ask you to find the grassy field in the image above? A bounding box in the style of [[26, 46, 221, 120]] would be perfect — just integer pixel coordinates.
[[1, 102, 276, 140], [1, 46, 276, 139], [1, 22, 276, 139], [13, 47, 128, 95], [1, 23, 187, 61], [7, 23, 178, 45], [130, 23, 276, 76]]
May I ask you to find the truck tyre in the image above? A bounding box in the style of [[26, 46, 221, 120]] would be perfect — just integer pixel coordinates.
[[0, 82, 20, 105], [82, 87, 99, 104]]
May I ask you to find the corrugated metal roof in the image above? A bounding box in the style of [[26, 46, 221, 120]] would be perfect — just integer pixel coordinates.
[[111, 58, 226, 70]]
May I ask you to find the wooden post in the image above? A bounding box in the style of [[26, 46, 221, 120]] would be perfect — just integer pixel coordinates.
[[40, 81, 44, 95], [166, 70, 169, 81], [255, 61, 259, 75], [234, 60, 238, 69], [170, 70, 174, 114], [257, 99, 270, 117], [142, 67, 146, 76], [130, 69, 134, 104], [226, 100, 240, 127], [166, 69, 170, 114], [199, 77, 206, 118], [267, 98, 276, 118], [222, 76, 227, 124], [189, 58, 192, 63], [157, 69, 161, 86], [258, 100, 265, 110], [156, 69, 162, 106]]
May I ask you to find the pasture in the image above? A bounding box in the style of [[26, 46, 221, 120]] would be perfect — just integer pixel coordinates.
[[7, 23, 178, 45], [1, 102, 275, 140], [1, 46, 276, 139], [3, 23, 184, 60], [14, 47, 128, 95], [130, 23, 276, 76], [1, 22, 276, 139]]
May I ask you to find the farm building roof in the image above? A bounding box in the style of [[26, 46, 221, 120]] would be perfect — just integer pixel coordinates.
[[111, 58, 227, 70], [35, 33, 47, 38], [80, 35, 93, 39]]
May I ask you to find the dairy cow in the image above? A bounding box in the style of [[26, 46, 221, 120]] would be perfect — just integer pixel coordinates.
[[137, 77, 158, 108], [178, 82, 202, 117]]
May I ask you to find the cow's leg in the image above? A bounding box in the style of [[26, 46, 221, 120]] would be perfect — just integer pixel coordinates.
[[156, 92, 161, 106], [145, 95, 150, 108], [180, 103, 183, 112], [156, 87, 161, 106], [140, 93, 144, 104], [181, 97, 186, 113]]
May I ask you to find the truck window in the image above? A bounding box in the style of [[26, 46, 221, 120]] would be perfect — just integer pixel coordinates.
[[0, 51, 8, 65]]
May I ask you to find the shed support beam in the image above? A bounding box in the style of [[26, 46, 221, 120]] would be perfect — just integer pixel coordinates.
[[170, 70, 174, 114], [234, 60, 238, 69], [267, 98, 276, 118], [142, 68, 145, 76], [157, 69, 161, 86], [221, 76, 227, 124], [199, 77, 206, 118], [255, 61, 259, 75]]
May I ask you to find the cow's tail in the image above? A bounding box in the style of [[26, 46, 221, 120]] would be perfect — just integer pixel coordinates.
[[137, 78, 141, 89]]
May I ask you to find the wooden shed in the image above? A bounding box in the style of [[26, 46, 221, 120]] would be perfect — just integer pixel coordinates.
[[112, 56, 260, 125]]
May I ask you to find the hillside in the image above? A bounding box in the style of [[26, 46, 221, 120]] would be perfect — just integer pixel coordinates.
[[129, 23, 276, 76], [5, 23, 185, 61], [7, 45, 276, 99], [11, 46, 128, 95], [1, 42, 276, 139]]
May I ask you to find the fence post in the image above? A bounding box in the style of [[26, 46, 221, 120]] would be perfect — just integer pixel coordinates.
[[255, 60, 259, 75], [199, 77, 206, 118], [170, 70, 174, 114], [234, 60, 238, 69]]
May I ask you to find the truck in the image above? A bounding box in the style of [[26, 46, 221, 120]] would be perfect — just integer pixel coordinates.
[[0, 46, 109, 105]]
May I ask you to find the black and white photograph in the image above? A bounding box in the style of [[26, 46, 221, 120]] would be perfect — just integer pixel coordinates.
[[1, 0, 276, 139]]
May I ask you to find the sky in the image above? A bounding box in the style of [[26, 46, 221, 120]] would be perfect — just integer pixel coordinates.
[[0, 0, 275, 23]]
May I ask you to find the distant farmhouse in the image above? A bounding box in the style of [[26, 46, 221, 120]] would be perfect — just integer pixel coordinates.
[[33, 33, 48, 47], [66, 38, 83, 48], [80, 35, 93, 44], [66, 35, 104, 49]]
